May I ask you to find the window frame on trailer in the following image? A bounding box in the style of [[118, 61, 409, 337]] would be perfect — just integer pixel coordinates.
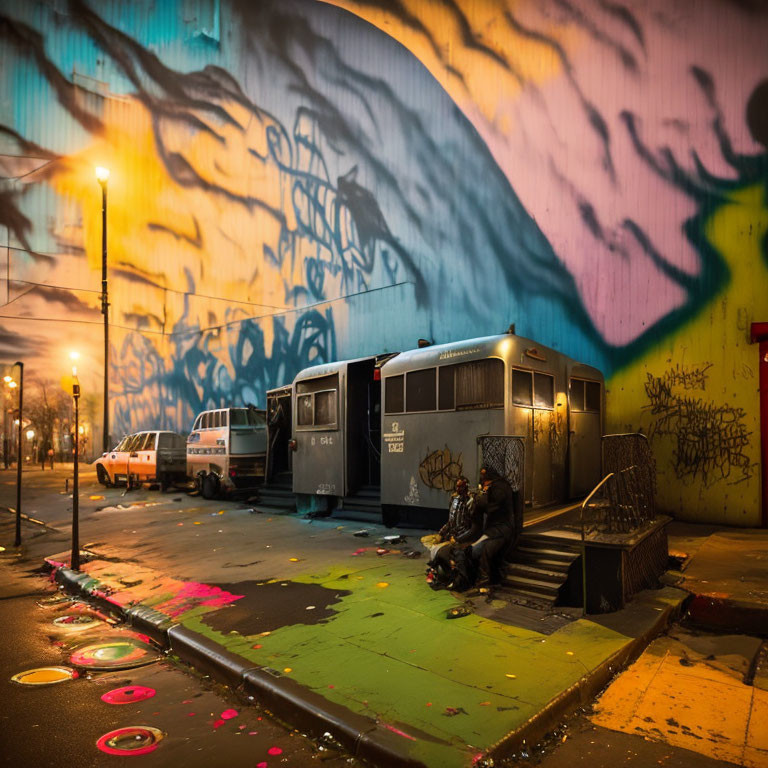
[[295, 373, 340, 431], [511, 367, 555, 410], [569, 377, 602, 413]]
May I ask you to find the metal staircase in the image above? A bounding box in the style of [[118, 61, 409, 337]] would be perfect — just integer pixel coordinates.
[[500, 531, 581, 607]]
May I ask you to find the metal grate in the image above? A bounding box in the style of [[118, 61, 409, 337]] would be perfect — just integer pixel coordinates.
[[603, 433, 656, 511], [477, 435, 525, 493]]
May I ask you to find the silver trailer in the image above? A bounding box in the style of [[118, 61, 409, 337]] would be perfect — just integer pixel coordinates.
[[186, 406, 267, 498], [379, 333, 603, 519], [291, 355, 390, 510]]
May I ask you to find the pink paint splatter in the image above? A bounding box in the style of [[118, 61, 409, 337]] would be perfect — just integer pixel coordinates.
[[382, 723, 417, 741], [213, 719, 225, 729], [101, 685, 156, 705], [267, 746, 282, 756], [221, 709, 238, 720], [257, 763, 268, 768], [154, 582, 244, 619]]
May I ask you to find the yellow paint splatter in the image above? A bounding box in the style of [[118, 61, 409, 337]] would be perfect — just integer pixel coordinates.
[[193, 522, 202, 525], [505, 674, 516, 679], [283, 667, 292, 673], [289, 557, 299, 562], [566, 651, 574, 656], [89, 495, 104, 500], [376, 582, 389, 588]]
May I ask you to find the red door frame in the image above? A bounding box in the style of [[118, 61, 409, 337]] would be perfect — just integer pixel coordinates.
[[750, 322, 768, 527]]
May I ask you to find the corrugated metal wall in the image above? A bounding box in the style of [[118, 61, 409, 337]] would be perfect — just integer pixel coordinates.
[[1, 0, 767, 524]]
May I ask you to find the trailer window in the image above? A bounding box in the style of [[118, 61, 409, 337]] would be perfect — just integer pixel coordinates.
[[534, 373, 554, 409], [124, 434, 141, 452], [570, 378, 601, 412], [512, 369, 533, 407], [297, 395, 313, 426], [438, 366, 455, 410], [406, 368, 436, 412], [192, 416, 201, 431], [295, 374, 339, 429], [455, 359, 504, 410], [158, 433, 172, 450], [385, 375, 404, 414], [585, 381, 601, 412], [201, 412, 210, 429], [220, 410, 228, 427], [315, 391, 337, 426]]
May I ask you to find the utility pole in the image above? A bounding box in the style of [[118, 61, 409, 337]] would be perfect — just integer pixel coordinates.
[[96, 166, 110, 452]]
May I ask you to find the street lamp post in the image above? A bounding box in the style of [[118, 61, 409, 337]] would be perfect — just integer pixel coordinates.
[[70, 352, 80, 570], [72, 368, 80, 571], [11, 362, 23, 547], [95, 166, 110, 453]]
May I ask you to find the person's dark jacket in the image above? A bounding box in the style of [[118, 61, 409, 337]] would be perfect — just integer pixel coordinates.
[[456, 476, 518, 543]]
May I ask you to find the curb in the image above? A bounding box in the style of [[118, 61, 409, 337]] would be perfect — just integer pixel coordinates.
[[686, 594, 768, 637], [485, 589, 688, 761], [51, 562, 429, 768], [50, 560, 687, 768]]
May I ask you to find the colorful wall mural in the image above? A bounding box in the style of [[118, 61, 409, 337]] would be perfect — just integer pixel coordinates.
[[1, 0, 767, 525]]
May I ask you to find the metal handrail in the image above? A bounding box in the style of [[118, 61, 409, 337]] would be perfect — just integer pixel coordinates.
[[580, 471, 614, 616]]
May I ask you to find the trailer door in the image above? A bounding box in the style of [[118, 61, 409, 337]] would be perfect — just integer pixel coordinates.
[[568, 378, 602, 497], [292, 373, 344, 497]]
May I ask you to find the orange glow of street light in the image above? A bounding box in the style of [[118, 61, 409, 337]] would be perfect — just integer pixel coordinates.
[[8, 381, 17, 389], [3, 375, 12, 383], [95, 166, 110, 183]]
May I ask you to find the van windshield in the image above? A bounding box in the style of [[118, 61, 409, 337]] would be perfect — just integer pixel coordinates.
[[230, 408, 266, 428]]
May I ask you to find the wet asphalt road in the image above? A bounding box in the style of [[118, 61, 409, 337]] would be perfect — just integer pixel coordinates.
[[0, 467, 744, 768], [0, 563, 355, 768]]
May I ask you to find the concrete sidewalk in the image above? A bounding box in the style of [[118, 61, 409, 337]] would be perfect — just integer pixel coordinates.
[[667, 523, 768, 635], [33, 493, 685, 768]]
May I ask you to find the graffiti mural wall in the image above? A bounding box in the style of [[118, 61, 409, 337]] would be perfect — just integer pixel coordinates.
[[1, 0, 766, 524]]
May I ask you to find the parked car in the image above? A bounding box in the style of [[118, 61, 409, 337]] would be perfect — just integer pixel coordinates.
[[94, 431, 187, 490], [187, 406, 267, 498]]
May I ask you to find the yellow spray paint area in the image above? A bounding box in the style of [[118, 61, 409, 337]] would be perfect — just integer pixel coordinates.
[[607, 185, 768, 526], [591, 629, 768, 767]]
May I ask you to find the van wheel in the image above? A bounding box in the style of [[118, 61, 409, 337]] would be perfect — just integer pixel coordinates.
[[96, 466, 112, 487], [201, 473, 219, 500], [159, 473, 169, 493]]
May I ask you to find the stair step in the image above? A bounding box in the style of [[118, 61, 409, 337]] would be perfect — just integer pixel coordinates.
[[516, 545, 579, 564], [505, 564, 567, 585], [513, 552, 574, 571], [502, 575, 561, 598]]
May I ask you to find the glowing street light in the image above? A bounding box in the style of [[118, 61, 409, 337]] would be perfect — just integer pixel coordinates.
[[8, 381, 16, 389], [3, 375, 11, 383], [95, 167, 110, 452], [25, 429, 34, 441]]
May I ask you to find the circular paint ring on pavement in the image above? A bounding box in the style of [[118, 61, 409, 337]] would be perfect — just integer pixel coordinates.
[[96, 726, 163, 755], [11, 666, 77, 685], [101, 686, 156, 705], [70, 638, 158, 670], [53, 614, 102, 631]]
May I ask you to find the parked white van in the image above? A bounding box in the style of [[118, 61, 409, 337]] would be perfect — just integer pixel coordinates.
[[187, 406, 267, 498]]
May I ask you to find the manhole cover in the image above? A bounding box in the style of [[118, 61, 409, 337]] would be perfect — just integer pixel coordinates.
[[53, 615, 102, 631], [70, 638, 159, 670], [96, 726, 163, 755], [11, 666, 77, 685]]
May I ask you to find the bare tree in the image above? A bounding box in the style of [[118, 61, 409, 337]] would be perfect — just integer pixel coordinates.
[[24, 380, 71, 467]]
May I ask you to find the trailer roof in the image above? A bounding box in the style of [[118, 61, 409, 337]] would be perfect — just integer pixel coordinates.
[[380, 333, 602, 378]]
